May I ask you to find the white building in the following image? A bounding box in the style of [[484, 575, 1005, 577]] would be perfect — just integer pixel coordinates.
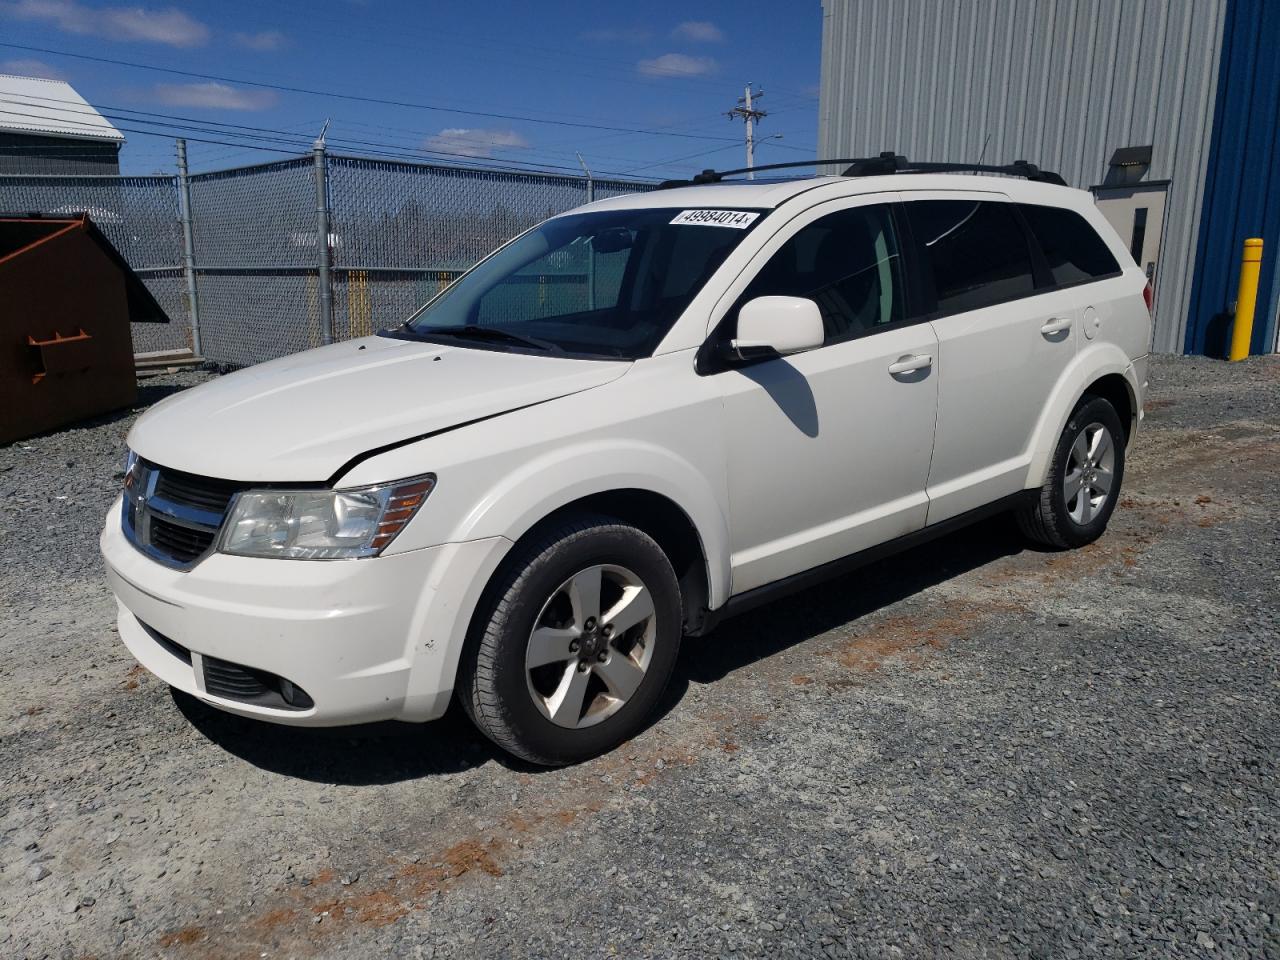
[[0, 74, 124, 176]]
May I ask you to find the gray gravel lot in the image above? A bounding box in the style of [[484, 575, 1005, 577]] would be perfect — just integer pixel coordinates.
[[1, 355, 1278, 959]]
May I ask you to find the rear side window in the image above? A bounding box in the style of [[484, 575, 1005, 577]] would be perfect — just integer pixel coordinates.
[[1019, 204, 1122, 286], [905, 200, 1035, 315]]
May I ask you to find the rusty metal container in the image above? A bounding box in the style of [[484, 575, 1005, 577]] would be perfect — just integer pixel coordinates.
[[0, 214, 169, 444]]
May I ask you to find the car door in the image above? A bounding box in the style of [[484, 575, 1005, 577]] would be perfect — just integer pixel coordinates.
[[902, 193, 1077, 525], [706, 196, 940, 595]]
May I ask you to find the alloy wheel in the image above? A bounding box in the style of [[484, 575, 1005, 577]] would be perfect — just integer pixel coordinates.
[[524, 564, 656, 729], [1064, 421, 1116, 525]]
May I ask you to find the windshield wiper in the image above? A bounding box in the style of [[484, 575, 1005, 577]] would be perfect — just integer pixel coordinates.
[[408, 324, 561, 353]]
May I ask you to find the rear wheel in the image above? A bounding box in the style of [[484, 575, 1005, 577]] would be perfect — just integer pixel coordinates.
[[1017, 394, 1125, 549], [460, 515, 682, 766]]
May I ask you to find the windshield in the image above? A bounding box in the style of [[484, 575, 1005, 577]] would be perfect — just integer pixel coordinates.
[[397, 207, 765, 359]]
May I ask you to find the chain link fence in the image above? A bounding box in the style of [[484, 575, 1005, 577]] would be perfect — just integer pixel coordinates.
[[0, 173, 191, 354], [0, 151, 651, 368]]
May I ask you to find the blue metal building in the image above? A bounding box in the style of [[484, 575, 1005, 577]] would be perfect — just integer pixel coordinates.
[[1185, 0, 1280, 356]]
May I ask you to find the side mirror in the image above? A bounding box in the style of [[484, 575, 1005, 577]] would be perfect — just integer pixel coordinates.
[[731, 296, 824, 360]]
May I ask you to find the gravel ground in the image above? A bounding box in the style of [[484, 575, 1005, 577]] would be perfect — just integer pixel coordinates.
[[1, 356, 1277, 959]]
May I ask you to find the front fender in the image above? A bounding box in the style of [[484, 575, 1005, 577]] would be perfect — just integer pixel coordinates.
[[1024, 342, 1141, 489], [449, 439, 732, 609]]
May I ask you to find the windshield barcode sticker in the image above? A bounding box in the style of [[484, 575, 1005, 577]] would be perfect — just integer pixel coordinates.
[[670, 209, 759, 229]]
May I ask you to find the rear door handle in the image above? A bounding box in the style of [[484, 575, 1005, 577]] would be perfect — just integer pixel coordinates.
[[1040, 317, 1072, 335], [887, 354, 933, 376]]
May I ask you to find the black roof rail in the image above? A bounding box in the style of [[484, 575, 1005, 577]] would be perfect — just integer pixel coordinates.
[[657, 158, 867, 189], [842, 152, 1068, 186], [656, 152, 1067, 189]]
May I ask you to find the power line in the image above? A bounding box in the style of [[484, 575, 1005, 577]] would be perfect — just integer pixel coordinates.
[[8, 87, 823, 177], [0, 98, 661, 180], [0, 41, 746, 145], [0, 94, 574, 170], [619, 142, 746, 174]]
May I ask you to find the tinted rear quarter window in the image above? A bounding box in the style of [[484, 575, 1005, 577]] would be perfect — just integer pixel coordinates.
[[906, 200, 1036, 315], [1019, 204, 1121, 286]]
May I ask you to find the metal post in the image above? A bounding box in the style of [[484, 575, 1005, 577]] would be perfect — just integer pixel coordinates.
[[1228, 238, 1263, 361], [312, 138, 335, 346], [577, 152, 596, 310], [174, 138, 202, 356]]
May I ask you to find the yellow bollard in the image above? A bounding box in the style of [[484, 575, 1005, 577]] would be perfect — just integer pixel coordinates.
[[1228, 238, 1263, 361]]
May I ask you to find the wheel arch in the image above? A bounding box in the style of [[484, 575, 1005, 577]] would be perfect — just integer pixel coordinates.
[[428, 434, 730, 612], [1083, 373, 1136, 445], [506, 489, 714, 635], [1024, 344, 1140, 489]]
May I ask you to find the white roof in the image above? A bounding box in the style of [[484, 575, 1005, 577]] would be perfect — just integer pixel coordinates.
[[586, 172, 1085, 212], [0, 74, 124, 143]]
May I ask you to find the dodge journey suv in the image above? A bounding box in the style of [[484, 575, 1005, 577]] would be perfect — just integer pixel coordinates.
[[102, 156, 1151, 765]]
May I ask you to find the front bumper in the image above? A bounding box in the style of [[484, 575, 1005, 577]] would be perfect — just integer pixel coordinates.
[[100, 498, 511, 726]]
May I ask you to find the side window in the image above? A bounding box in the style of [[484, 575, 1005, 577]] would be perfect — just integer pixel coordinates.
[[737, 204, 905, 345], [1018, 204, 1122, 286], [906, 200, 1036, 315]]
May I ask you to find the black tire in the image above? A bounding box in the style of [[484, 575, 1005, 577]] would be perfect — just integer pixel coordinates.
[[1017, 394, 1126, 549], [459, 514, 682, 766]]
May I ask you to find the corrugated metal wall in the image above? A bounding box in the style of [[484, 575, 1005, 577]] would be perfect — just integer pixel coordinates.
[[819, 0, 1227, 353]]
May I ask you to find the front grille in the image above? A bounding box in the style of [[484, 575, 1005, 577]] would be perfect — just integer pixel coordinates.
[[154, 469, 242, 514], [149, 516, 217, 563], [123, 461, 247, 569]]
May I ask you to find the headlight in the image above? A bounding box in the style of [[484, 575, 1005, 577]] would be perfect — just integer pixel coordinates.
[[218, 474, 435, 560]]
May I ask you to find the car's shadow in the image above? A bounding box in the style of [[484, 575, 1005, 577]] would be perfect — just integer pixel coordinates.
[[675, 513, 1027, 688], [175, 514, 1029, 785], [173, 690, 507, 784]]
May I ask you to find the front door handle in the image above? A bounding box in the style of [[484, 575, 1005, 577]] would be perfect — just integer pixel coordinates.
[[1040, 317, 1072, 336], [887, 353, 933, 376]]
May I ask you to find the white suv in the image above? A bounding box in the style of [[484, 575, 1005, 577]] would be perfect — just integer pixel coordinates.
[[101, 159, 1151, 765]]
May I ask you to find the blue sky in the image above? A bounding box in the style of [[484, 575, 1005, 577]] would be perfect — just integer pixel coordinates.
[[0, 0, 822, 179]]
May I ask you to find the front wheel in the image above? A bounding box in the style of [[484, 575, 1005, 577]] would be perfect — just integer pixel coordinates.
[[1017, 394, 1126, 549], [459, 515, 682, 766]]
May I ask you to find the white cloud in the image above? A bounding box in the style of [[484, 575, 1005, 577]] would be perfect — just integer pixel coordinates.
[[3, 0, 209, 47], [0, 57, 67, 80], [672, 20, 723, 43], [637, 53, 718, 79], [150, 82, 277, 111], [423, 127, 530, 158], [233, 30, 285, 52]]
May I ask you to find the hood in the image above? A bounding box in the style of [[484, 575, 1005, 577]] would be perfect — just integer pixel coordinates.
[[128, 336, 630, 482]]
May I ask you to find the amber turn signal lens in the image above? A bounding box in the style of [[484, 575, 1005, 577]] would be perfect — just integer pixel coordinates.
[[369, 477, 436, 552]]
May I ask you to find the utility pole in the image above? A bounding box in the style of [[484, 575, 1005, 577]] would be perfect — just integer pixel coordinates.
[[727, 83, 766, 179]]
